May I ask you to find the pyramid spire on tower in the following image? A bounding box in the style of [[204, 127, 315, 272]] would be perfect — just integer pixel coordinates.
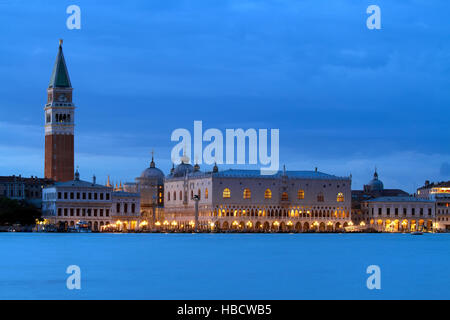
[[49, 39, 72, 88]]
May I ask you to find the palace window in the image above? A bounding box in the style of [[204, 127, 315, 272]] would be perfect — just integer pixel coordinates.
[[317, 193, 324, 202], [167, 192, 171, 201], [297, 189, 305, 199], [205, 188, 209, 199], [198, 189, 201, 200], [281, 192, 289, 201], [243, 188, 251, 199], [337, 192, 344, 202], [223, 188, 231, 199], [264, 189, 272, 199]]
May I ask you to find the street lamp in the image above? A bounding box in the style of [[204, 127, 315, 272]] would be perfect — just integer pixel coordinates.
[[192, 195, 200, 233]]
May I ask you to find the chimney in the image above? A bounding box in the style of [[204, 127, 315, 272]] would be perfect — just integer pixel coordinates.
[[92, 175, 96, 185], [315, 167, 318, 172], [425, 180, 430, 187]]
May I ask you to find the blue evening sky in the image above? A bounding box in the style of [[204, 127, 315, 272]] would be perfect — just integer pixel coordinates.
[[0, 0, 449, 192]]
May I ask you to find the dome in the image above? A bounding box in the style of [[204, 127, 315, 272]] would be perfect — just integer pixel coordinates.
[[368, 170, 384, 191], [139, 157, 164, 183], [173, 162, 194, 177]]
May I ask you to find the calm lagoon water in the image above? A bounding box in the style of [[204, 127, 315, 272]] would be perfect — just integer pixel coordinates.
[[0, 233, 449, 300]]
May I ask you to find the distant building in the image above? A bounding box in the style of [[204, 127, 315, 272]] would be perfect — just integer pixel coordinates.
[[117, 154, 165, 226], [42, 170, 141, 231], [135, 154, 165, 224], [0, 175, 53, 208], [163, 156, 352, 232], [351, 170, 409, 226], [417, 180, 450, 232], [363, 196, 435, 232]]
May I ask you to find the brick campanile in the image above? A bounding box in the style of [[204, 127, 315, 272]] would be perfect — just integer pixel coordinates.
[[44, 39, 75, 182]]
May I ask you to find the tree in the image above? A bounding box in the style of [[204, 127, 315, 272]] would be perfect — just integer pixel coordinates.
[[0, 197, 41, 225]]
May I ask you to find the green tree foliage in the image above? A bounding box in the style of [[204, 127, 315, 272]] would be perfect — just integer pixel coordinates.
[[0, 197, 41, 225]]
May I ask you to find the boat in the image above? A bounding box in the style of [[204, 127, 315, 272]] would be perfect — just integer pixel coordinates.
[[411, 231, 423, 235], [69, 221, 92, 233]]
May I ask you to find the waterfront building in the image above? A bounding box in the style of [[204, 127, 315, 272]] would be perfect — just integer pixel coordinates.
[[163, 157, 352, 232], [417, 180, 450, 232], [351, 170, 408, 226], [0, 175, 53, 208], [135, 154, 165, 225], [363, 196, 435, 232], [118, 154, 165, 227], [41, 170, 141, 231], [44, 40, 75, 182]]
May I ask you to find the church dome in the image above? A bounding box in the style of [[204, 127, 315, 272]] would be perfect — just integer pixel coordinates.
[[368, 170, 384, 191], [173, 162, 194, 177], [140, 156, 164, 183]]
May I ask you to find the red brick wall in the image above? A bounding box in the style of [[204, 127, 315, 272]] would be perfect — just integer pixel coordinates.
[[45, 134, 74, 182]]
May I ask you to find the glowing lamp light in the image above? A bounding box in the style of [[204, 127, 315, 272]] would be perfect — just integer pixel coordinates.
[[155, 221, 161, 226]]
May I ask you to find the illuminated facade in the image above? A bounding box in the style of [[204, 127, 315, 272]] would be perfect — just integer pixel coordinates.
[[163, 162, 352, 232], [120, 154, 165, 227], [363, 196, 436, 232], [42, 170, 141, 231], [351, 170, 409, 226], [417, 181, 450, 232]]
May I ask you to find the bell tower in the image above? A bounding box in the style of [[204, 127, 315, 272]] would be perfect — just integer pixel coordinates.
[[44, 39, 75, 182]]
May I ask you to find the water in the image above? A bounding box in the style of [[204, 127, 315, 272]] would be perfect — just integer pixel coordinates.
[[0, 233, 449, 299]]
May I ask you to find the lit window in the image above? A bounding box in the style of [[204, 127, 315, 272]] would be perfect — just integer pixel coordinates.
[[264, 189, 272, 199], [317, 193, 324, 202], [223, 188, 231, 198], [337, 192, 344, 202], [243, 188, 251, 199], [205, 188, 208, 199], [281, 192, 289, 201], [297, 189, 305, 199]]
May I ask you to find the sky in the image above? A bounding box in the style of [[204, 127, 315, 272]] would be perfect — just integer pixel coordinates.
[[0, 0, 449, 193]]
